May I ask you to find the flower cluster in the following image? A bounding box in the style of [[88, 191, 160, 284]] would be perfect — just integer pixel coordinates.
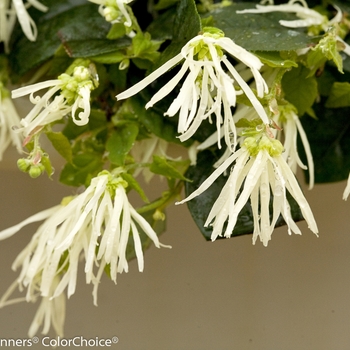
[[12, 63, 98, 140], [0, 170, 169, 335], [117, 27, 269, 150]]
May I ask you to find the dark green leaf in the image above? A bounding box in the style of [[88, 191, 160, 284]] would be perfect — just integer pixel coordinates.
[[325, 82, 350, 108], [106, 123, 139, 166], [10, 3, 129, 76], [59, 153, 104, 187], [207, 3, 316, 51], [153, 0, 202, 68], [185, 150, 304, 241], [299, 99, 350, 183], [253, 51, 298, 68], [282, 65, 318, 116]]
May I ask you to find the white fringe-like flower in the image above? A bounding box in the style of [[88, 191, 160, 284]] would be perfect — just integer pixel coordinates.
[[177, 135, 318, 246], [0, 88, 23, 160], [0, 170, 169, 335], [343, 172, 350, 200], [117, 30, 269, 150], [276, 105, 314, 189], [0, 275, 66, 337], [89, 0, 133, 27], [11, 65, 97, 138], [0, 0, 48, 51]]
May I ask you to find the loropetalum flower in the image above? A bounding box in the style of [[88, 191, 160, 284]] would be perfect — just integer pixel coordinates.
[[0, 170, 169, 335], [117, 28, 269, 150], [0, 84, 22, 160], [0, 0, 48, 52], [343, 172, 350, 201], [275, 103, 314, 189], [177, 134, 318, 246], [89, 0, 133, 27], [11, 64, 98, 139]]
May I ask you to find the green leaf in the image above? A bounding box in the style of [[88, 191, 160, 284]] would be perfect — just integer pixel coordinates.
[[147, 7, 175, 41], [106, 123, 139, 166], [282, 65, 318, 116], [253, 51, 298, 68], [128, 95, 184, 145], [306, 33, 343, 75], [206, 2, 316, 51], [89, 50, 126, 64], [41, 155, 54, 178], [46, 131, 73, 163], [154, 0, 180, 10], [299, 99, 350, 183], [325, 82, 350, 108], [150, 155, 190, 181], [60, 152, 104, 187], [185, 150, 304, 241], [107, 23, 126, 40], [153, 0, 202, 67], [10, 3, 113, 77]]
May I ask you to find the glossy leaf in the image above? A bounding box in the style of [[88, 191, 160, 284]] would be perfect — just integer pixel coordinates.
[[299, 99, 350, 183], [207, 2, 316, 51], [106, 123, 139, 166]]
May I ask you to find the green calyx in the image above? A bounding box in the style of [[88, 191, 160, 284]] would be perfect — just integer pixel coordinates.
[[98, 170, 128, 197], [193, 27, 225, 60], [58, 64, 98, 105], [243, 135, 284, 157]]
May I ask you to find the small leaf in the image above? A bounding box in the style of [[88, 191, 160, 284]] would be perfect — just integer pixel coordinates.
[[325, 82, 350, 108], [46, 131, 73, 163], [282, 65, 318, 116], [150, 155, 190, 181], [106, 123, 139, 166]]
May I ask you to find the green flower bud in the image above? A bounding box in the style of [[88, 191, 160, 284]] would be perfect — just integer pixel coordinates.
[[29, 165, 43, 179], [17, 158, 30, 173]]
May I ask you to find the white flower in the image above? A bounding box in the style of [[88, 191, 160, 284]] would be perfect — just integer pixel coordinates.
[[276, 104, 314, 189], [177, 135, 318, 246], [0, 0, 48, 51], [343, 172, 350, 200], [236, 0, 340, 30], [0, 276, 66, 337], [11, 65, 97, 138], [0, 170, 169, 336], [0, 87, 23, 160], [117, 29, 269, 150], [89, 0, 133, 27]]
